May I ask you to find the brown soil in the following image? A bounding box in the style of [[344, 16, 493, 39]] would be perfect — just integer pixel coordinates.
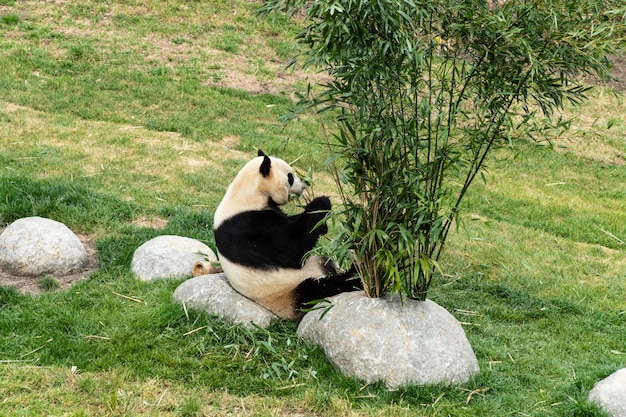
[[588, 54, 626, 92], [0, 229, 99, 296], [609, 55, 626, 91]]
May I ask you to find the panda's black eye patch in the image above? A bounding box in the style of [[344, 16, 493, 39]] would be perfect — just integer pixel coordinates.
[[288, 173, 294, 186]]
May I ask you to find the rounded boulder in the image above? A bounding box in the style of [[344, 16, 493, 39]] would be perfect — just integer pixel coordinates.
[[131, 235, 217, 281], [588, 368, 626, 417], [297, 292, 479, 388], [0, 216, 87, 276], [172, 273, 276, 329]]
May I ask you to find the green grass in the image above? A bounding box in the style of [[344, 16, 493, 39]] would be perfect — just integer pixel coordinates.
[[37, 276, 60, 292], [0, 1, 625, 416]]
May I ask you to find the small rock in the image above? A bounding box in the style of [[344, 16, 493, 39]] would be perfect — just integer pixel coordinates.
[[172, 273, 276, 329], [297, 292, 479, 388], [0, 216, 87, 276], [588, 368, 626, 417], [131, 235, 217, 281]]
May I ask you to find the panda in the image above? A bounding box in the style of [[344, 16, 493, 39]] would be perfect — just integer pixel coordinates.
[[213, 150, 361, 321]]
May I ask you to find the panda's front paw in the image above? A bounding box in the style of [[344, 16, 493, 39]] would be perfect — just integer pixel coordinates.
[[306, 196, 331, 213], [306, 197, 330, 235]]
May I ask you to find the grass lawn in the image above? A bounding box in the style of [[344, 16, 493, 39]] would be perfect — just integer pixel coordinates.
[[0, 1, 624, 416]]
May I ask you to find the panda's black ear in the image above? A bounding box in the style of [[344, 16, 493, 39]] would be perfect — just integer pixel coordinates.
[[260, 154, 271, 177], [257, 149, 266, 157]]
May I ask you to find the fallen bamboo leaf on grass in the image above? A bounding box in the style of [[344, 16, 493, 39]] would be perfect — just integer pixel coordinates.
[[462, 387, 490, 404], [183, 326, 208, 337], [112, 291, 146, 304], [84, 335, 111, 340], [275, 383, 306, 390], [20, 338, 53, 358], [595, 226, 625, 244]]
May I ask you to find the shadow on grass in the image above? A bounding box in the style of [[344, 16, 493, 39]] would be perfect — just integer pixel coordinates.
[[0, 172, 136, 231]]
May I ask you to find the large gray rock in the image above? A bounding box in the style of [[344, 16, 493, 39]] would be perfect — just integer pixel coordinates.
[[131, 235, 217, 281], [0, 217, 87, 276], [297, 292, 479, 388], [588, 368, 626, 417], [172, 273, 276, 329]]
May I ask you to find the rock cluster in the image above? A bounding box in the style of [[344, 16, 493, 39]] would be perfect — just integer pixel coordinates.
[[588, 368, 626, 417], [130, 236, 273, 328], [172, 270, 480, 388], [0, 216, 87, 276]]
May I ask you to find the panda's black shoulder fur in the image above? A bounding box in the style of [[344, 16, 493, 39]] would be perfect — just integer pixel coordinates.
[[214, 196, 331, 271]]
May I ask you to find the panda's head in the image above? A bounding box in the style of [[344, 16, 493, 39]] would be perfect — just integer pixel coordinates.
[[214, 150, 306, 225], [256, 149, 306, 205]]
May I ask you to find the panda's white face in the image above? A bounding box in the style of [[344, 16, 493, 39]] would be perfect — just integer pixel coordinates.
[[213, 152, 306, 226], [262, 156, 305, 205]]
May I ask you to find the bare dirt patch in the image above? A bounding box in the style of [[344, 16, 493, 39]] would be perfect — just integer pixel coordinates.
[[603, 54, 626, 92], [203, 52, 331, 99], [0, 230, 99, 296], [548, 54, 626, 164], [130, 216, 168, 229], [582, 54, 626, 92]]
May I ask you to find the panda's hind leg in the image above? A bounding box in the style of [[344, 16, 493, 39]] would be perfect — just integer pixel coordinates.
[[294, 266, 362, 312]]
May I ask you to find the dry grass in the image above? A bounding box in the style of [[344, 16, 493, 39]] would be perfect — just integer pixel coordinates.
[[0, 101, 247, 209], [0, 99, 338, 216], [552, 89, 626, 165]]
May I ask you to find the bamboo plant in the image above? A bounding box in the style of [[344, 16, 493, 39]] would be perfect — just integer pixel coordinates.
[[260, 0, 625, 300]]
